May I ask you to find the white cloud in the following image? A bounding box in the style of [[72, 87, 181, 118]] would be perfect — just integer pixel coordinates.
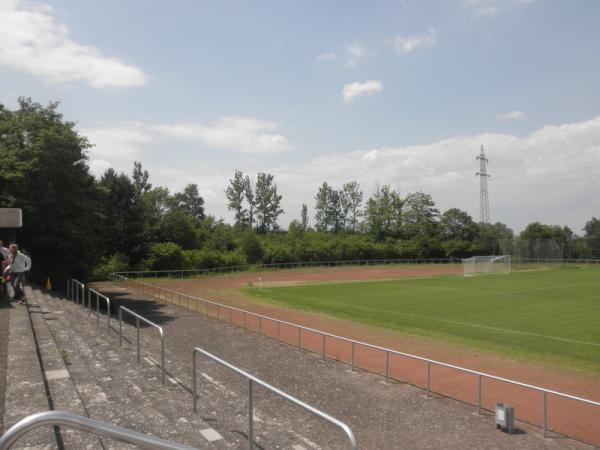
[[152, 117, 292, 154], [80, 116, 292, 170], [80, 116, 600, 232], [342, 80, 382, 103], [316, 52, 337, 61], [497, 110, 526, 120], [387, 28, 436, 55], [0, 0, 146, 88], [464, 0, 536, 18], [344, 42, 367, 67]]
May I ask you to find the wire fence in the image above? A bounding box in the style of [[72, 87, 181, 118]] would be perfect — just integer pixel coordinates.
[[112, 257, 600, 281], [111, 273, 600, 447], [113, 257, 464, 280]]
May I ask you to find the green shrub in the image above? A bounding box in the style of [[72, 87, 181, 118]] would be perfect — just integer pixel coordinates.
[[91, 253, 130, 280], [144, 242, 183, 270]]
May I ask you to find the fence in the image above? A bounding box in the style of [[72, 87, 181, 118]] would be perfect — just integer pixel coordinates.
[[115, 274, 600, 446], [118, 306, 166, 385], [113, 258, 458, 280], [193, 347, 357, 450], [0, 411, 197, 450]]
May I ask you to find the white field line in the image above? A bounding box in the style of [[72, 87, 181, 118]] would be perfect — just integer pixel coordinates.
[[324, 300, 600, 348]]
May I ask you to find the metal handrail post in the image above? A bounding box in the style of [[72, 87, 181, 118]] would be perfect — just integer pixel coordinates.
[[192, 347, 357, 450], [88, 288, 110, 334], [248, 379, 254, 450], [136, 316, 140, 363], [119, 306, 165, 385], [0, 411, 197, 450]]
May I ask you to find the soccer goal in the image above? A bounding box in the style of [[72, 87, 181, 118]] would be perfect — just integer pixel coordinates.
[[462, 255, 511, 277]]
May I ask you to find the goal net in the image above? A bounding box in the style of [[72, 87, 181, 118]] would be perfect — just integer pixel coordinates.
[[462, 255, 511, 277]]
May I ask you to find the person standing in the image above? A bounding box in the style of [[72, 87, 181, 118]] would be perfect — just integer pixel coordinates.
[[0, 241, 8, 267], [6, 244, 31, 304]]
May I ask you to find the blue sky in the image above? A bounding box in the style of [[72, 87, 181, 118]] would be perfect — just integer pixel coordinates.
[[1, 0, 600, 232]]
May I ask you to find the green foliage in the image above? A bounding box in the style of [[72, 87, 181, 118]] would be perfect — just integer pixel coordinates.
[[254, 172, 283, 232], [91, 254, 130, 280], [240, 231, 264, 263], [171, 183, 205, 223], [364, 185, 402, 240], [144, 242, 183, 270], [158, 209, 199, 249], [181, 249, 246, 270], [0, 98, 102, 286]]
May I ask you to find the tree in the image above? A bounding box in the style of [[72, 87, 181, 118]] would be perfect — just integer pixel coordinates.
[[364, 185, 402, 240], [244, 175, 256, 229], [99, 168, 146, 262], [132, 161, 152, 197], [314, 182, 332, 231], [171, 183, 205, 223], [440, 208, 477, 241], [584, 217, 600, 257], [342, 181, 363, 232], [301, 203, 309, 230], [157, 208, 199, 249], [0, 98, 102, 284], [401, 192, 439, 239], [240, 230, 263, 263], [472, 222, 514, 254], [225, 170, 248, 227], [254, 172, 283, 233]]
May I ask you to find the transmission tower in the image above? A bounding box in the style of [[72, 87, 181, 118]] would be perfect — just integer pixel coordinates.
[[476, 144, 490, 223]]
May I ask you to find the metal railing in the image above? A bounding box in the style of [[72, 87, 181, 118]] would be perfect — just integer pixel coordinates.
[[193, 347, 357, 450], [119, 306, 166, 385], [0, 411, 197, 450], [110, 257, 600, 281], [120, 277, 600, 444], [112, 257, 458, 280], [68, 279, 85, 305], [87, 288, 111, 334]]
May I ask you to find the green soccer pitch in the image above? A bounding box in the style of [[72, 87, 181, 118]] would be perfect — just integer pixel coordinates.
[[247, 265, 600, 373]]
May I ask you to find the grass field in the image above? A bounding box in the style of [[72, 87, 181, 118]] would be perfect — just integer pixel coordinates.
[[247, 265, 600, 373]]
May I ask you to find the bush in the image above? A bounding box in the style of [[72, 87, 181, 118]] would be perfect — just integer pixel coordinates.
[[91, 253, 130, 280], [144, 242, 183, 270], [240, 231, 264, 263]]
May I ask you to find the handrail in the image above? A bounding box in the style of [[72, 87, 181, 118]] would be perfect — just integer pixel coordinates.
[[87, 288, 111, 334], [0, 411, 197, 450], [193, 347, 357, 450], [127, 278, 600, 442], [69, 279, 85, 305], [119, 306, 165, 385]]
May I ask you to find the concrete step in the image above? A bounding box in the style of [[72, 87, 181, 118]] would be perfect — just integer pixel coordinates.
[[32, 287, 238, 449], [37, 286, 320, 449]]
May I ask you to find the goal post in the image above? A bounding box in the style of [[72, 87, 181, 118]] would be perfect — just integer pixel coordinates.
[[462, 255, 511, 277]]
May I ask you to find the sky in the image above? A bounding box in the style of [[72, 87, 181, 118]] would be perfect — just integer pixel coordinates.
[[1, 0, 600, 233]]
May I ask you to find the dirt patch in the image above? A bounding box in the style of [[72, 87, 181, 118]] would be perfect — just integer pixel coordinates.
[[121, 265, 600, 445], [159, 264, 463, 290]]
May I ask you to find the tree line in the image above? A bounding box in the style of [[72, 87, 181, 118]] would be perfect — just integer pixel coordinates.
[[1, 99, 600, 287]]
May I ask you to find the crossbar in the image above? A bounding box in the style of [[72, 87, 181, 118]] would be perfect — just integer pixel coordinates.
[[192, 347, 357, 450]]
